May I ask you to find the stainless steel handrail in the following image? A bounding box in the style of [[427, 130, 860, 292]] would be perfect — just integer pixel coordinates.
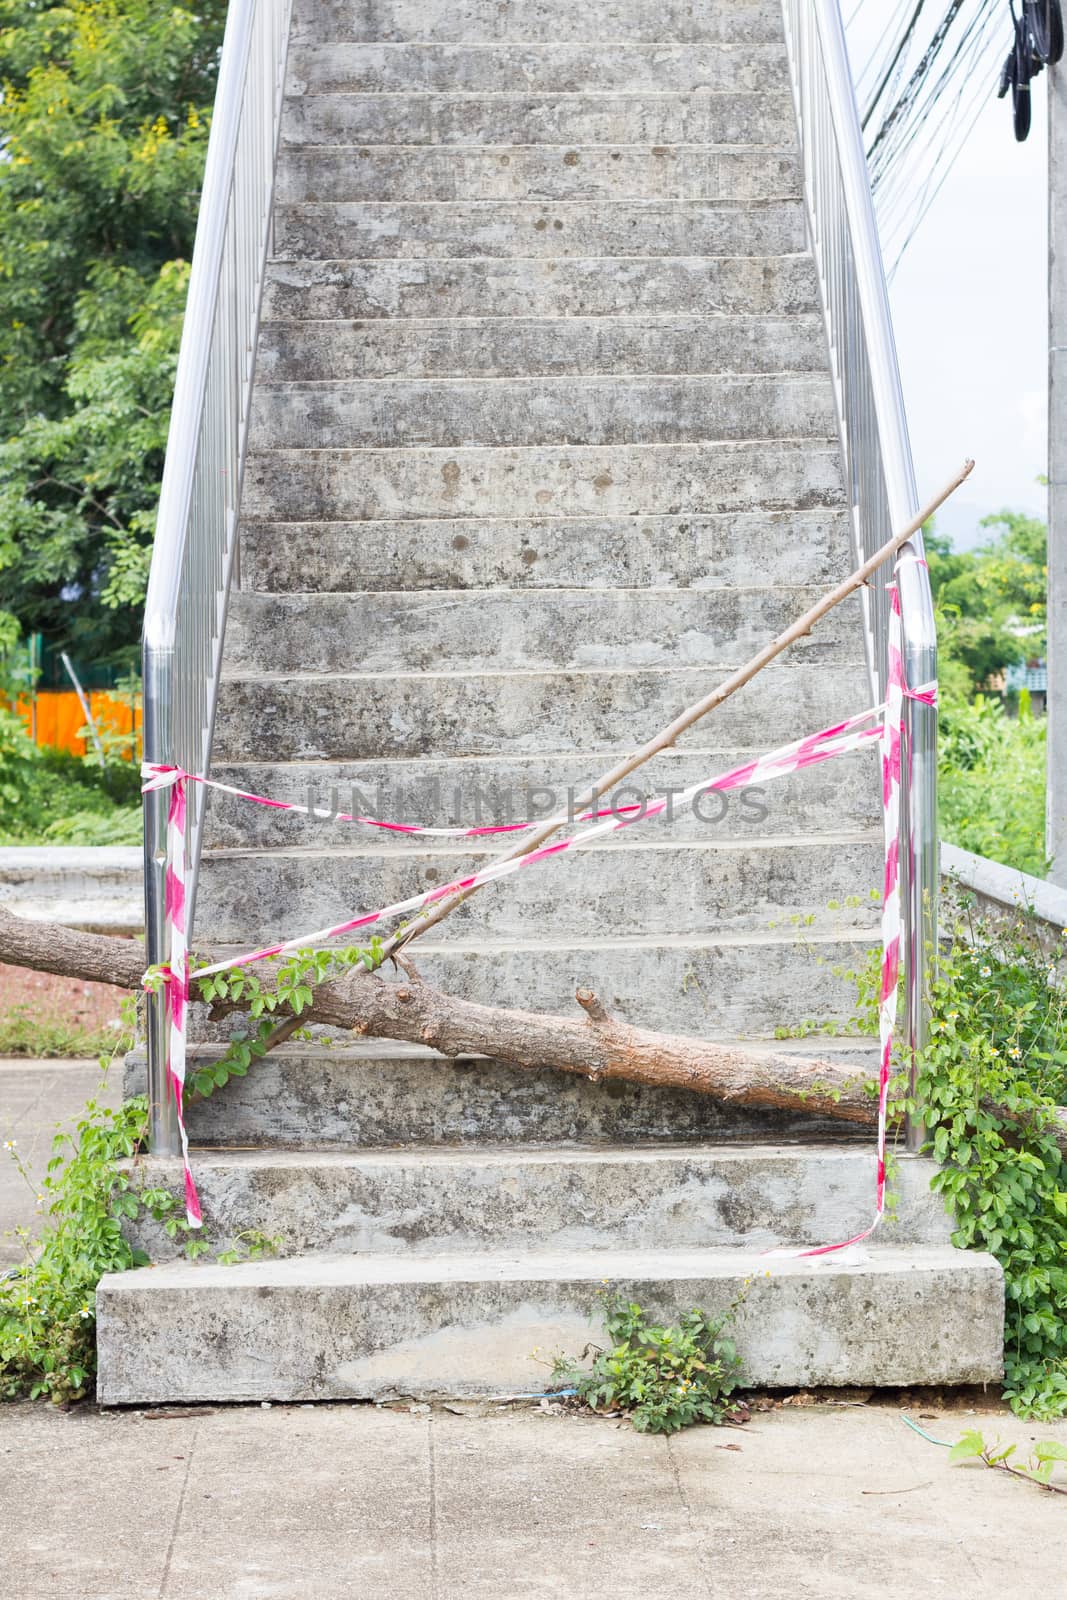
[[782, 0, 938, 1147], [141, 0, 292, 1155]]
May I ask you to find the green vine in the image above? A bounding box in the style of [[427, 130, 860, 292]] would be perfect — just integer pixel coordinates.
[[144, 938, 387, 1103], [0, 1061, 204, 1403]]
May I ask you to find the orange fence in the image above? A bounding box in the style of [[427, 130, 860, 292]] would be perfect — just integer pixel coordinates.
[[17, 691, 142, 759]]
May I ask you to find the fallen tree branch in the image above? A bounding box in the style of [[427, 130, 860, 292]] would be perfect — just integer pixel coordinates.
[[384, 459, 975, 961], [3, 903, 1066, 1158]]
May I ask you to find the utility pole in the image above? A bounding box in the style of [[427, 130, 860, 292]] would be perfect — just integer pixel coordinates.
[[1049, 59, 1067, 881]]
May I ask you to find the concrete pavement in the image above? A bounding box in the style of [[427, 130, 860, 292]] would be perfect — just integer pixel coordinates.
[[0, 1057, 118, 1266], [2, 1399, 1065, 1599]]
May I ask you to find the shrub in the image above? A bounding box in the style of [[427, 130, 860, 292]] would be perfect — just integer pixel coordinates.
[[551, 1293, 745, 1434], [915, 903, 1067, 1418]]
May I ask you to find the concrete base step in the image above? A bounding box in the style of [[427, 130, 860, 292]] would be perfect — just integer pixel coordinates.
[[95, 1245, 1005, 1404], [123, 1146, 955, 1261], [125, 1039, 881, 1149]]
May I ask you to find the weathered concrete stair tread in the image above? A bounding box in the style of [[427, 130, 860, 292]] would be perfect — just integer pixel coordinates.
[[194, 834, 883, 944], [225, 587, 862, 672], [263, 256, 820, 320], [238, 510, 853, 591], [291, 0, 786, 46], [191, 932, 876, 1039], [212, 663, 868, 763], [287, 44, 791, 97], [242, 441, 844, 524], [248, 373, 835, 450], [0, 846, 143, 935], [256, 314, 825, 381], [272, 202, 808, 260], [126, 1039, 881, 1149], [125, 1147, 955, 1260], [95, 1246, 1004, 1403], [282, 92, 798, 148], [202, 758, 880, 850], [276, 146, 800, 205]]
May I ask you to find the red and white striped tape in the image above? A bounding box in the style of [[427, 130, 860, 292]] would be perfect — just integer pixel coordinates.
[[145, 775, 203, 1228], [797, 579, 913, 1257], [144, 580, 934, 1242]]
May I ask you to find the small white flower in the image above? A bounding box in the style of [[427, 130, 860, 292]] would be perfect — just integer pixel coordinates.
[[990, 1048, 1000, 1059], [1009, 1047, 1022, 1060], [79, 1307, 91, 1320], [980, 966, 991, 977], [3, 1139, 15, 1151]]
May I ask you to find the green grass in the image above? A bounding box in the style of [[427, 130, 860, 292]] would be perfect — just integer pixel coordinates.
[[0, 1005, 132, 1059]]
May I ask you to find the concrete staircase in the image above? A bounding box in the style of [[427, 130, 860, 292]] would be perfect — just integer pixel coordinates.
[[96, 0, 1003, 1401]]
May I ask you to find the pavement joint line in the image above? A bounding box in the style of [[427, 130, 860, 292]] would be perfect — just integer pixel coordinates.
[[158, 1417, 201, 1600], [665, 1433, 716, 1600]]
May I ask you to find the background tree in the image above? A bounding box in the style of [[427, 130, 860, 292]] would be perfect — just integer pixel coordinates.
[[0, 0, 225, 671], [927, 510, 1047, 700]]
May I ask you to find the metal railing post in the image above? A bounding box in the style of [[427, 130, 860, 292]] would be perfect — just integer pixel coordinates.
[[140, 0, 292, 1155], [783, 0, 939, 1147], [142, 638, 180, 1155]]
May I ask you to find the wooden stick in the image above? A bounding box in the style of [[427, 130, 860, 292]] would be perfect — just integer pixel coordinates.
[[386, 459, 974, 957]]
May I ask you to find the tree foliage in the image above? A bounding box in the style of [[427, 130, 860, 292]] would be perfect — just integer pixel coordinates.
[[0, 0, 224, 668], [926, 506, 1049, 875], [927, 510, 1047, 700]]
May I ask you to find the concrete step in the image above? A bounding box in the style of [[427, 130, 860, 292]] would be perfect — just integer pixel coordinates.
[[0, 846, 142, 935], [191, 930, 874, 1037], [193, 834, 883, 945], [291, 0, 786, 46], [256, 313, 825, 382], [282, 91, 798, 149], [212, 659, 866, 762], [287, 44, 790, 97], [248, 374, 835, 452], [124, 1147, 954, 1262], [238, 508, 854, 593], [241, 440, 844, 524], [95, 1245, 1004, 1403], [125, 1038, 882, 1148], [272, 199, 807, 260], [262, 255, 820, 321], [224, 587, 863, 674], [276, 146, 799, 206], [200, 745, 880, 850]]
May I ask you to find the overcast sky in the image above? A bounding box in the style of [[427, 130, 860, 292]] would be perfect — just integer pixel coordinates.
[[846, 13, 1048, 550]]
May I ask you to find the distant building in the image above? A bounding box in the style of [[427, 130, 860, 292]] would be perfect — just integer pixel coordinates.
[[1005, 658, 1048, 713]]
